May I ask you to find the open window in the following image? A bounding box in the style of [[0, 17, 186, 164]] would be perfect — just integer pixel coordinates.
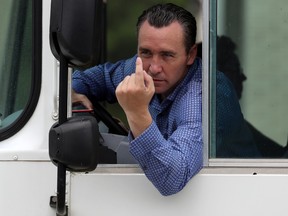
[[71, 0, 198, 165]]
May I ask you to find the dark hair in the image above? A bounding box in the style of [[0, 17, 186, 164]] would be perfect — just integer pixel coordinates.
[[136, 3, 197, 53]]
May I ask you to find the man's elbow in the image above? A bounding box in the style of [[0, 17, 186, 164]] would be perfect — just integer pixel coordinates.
[[155, 169, 202, 196], [157, 184, 186, 196]]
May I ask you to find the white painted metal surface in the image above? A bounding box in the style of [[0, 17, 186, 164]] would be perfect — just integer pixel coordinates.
[[70, 167, 288, 216], [0, 161, 57, 216]]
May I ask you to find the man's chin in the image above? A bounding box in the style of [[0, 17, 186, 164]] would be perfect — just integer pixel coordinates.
[[155, 88, 168, 96]]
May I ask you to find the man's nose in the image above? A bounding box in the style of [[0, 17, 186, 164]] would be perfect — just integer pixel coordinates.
[[149, 58, 162, 75], [149, 64, 162, 74]]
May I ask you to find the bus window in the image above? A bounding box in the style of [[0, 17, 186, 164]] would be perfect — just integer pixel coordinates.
[[0, 0, 41, 140], [211, 0, 288, 158]]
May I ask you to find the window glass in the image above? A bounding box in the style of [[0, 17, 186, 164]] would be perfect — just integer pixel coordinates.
[[213, 0, 288, 158], [0, 0, 33, 134]]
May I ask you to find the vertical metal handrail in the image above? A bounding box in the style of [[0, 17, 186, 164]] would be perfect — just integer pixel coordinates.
[[56, 53, 68, 216]]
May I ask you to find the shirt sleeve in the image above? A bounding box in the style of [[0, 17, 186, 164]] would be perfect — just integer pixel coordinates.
[[129, 98, 203, 196], [72, 56, 137, 102]]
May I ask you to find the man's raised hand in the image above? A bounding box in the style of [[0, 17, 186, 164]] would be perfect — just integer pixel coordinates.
[[115, 57, 155, 138]]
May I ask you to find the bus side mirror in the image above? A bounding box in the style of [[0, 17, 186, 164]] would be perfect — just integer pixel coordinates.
[[49, 116, 99, 172], [50, 0, 104, 68]]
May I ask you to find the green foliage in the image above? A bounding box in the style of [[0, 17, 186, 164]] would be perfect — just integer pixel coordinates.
[[107, 0, 189, 62]]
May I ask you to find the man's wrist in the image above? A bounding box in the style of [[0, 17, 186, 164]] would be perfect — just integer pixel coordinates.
[[126, 111, 152, 138]]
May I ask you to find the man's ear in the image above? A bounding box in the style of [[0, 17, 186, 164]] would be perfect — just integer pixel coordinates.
[[187, 44, 198, 65]]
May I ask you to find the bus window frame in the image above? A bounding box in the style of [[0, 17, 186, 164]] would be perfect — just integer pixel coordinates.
[[204, 0, 288, 167], [0, 0, 42, 141]]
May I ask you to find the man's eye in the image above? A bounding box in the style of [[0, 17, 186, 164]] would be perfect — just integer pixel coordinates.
[[140, 51, 151, 57], [162, 53, 174, 58]]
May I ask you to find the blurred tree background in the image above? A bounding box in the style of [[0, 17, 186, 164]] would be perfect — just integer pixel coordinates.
[[106, 0, 199, 62]]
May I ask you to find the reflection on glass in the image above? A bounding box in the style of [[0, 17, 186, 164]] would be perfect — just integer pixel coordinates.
[[212, 0, 288, 158], [0, 0, 32, 130]]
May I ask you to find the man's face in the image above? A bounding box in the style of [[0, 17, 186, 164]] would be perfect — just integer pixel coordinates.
[[137, 20, 196, 98]]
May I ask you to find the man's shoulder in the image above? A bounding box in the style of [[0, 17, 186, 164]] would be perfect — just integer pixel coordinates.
[[190, 57, 202, 81], [184, 59, 203, 95]]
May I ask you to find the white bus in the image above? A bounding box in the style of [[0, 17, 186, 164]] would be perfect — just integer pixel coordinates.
[[1, 0, 288, 215]]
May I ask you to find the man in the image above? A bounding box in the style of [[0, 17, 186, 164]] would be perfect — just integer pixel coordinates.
[[72, 3, 202, 196]]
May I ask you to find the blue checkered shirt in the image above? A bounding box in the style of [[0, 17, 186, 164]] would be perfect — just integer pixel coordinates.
[[72, 56, 203, 196]]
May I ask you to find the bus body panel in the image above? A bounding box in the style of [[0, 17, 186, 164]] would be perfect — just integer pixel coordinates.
[[70, 168, 288, 216], [0, 160, 56, 216]]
